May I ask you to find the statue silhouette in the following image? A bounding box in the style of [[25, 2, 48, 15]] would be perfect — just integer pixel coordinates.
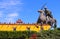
[[37, 7, 57, 28]]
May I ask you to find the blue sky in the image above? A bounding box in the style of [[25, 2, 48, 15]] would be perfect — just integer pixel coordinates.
[[0, 0, 60, 27]]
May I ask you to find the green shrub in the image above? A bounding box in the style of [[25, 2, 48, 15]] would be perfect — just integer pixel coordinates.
[[0, 29, 60, 39]]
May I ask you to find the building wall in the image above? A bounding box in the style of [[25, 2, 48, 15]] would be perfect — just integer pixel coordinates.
[[0, 24, 51, 32]]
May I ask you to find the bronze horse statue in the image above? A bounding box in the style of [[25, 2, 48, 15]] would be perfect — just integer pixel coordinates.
[[37, 10, 57, 28]]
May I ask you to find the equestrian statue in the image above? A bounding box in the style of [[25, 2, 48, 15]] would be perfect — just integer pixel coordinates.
[[37, 7, 57, 29]]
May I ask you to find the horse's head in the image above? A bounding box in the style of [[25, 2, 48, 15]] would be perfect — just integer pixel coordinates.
[[38, 10, 44, 14]]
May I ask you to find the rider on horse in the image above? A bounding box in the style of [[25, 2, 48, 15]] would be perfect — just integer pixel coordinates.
[[44, 7, 53, 18]]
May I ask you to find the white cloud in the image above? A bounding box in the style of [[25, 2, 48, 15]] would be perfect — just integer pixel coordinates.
[[0, 0, 23, 23], [8, 13, 18, 17], [0, 0, 23, 8]]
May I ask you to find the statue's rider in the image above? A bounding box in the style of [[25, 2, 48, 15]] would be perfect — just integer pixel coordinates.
[[44, 7, 53, 19]]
